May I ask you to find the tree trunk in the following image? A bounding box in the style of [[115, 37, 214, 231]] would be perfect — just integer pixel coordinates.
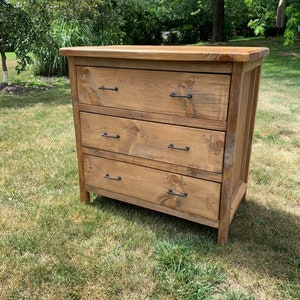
[[211, 0, 225, 43], [1, 50, 8, 85], [276, 0, 286, 28]]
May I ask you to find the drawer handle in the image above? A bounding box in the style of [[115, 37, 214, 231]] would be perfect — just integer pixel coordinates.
[[168, 143, 190, 151], [98, 85, 118, 91], [169, 92, 192, 99], [101, 132, 120, 139], [104, 174, 122, 181], [167, 189, 188, 198]]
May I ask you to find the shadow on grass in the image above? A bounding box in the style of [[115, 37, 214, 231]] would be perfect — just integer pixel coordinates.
[[0, 85, 71, 109], [90, 195, 300, 289]]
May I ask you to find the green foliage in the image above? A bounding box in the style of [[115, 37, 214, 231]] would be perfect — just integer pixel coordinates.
[[120, 0, 163, 45], [33, 19, 94, 76], [3, 0, 300, 78], [225, 0, 253, 38], [0, 1, 12, 52], [245, 0, 278, 36], [194, 0, 254, 41], [284, 1, 300, 45], [160, 0, 202, 43], [16, 0, 126, 75], [0, 0, 33, 74], [246, 0, 300, 45], [248, 19, 265, 36]]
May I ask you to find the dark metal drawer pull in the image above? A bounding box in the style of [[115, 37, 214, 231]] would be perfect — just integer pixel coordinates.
[[168, 143, 190, 151], [104, 174, 122, 181], [101, 132, 120, 139], [167, 189, 188, 198], [98, 85, 118, 91], [169, 92, 192, 99]]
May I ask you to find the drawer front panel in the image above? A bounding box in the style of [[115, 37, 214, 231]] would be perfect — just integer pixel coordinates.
[[84, 155, 221, 220], [80, 113, 225, 173], [77, 66, 230, 121]]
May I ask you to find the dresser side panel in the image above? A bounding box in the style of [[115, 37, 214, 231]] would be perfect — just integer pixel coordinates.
[[218, 62, 244, 245], [68, 57, 90, 202], [230, 70, 252, 188], [228, 65, 262, 223], [229, 65, 262, 195], [218, 62, 263, 244]]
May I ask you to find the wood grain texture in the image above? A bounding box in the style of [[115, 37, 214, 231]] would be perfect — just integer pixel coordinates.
[[230, 70, 251, 189], [77, 66, 230, 121], [82, 146, 223, 183], [68, 57, 90, 203], [242, 66, 262, 183], [218, 62, 245, 245], [218, 64, 263, 245], [84, 155, 221, 220], [230, 181, 247, 224], [60, 45, 269, 63], [86, 185, 220, 228], [73, 57, 233, 74], [77, 103, 227, 131], [80, 113, 225, 173], [61, 45, 268, 245]]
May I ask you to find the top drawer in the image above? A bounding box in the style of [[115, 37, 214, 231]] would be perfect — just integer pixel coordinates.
[[76, 67, 230, 121]]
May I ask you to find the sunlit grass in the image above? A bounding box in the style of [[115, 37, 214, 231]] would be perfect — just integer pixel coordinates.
[[0, 38, 299, 299]]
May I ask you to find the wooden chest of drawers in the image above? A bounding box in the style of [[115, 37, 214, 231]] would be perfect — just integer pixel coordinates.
[[60, 46, 269, 245]]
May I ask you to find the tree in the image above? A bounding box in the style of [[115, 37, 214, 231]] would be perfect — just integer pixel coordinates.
[[195, 0, 231, 43], [211, 0, 226, 43], [16, 0, 99, 76], [0, 0, 32, 85], [225, 0, 252, 38], [276, 0, 286, 27], [0, 0, 14, 86], [246, 0, 300, 45], [246, 0, 281, 36], [0, 0, 15, 85], [162, 0, 204, 44], [284, 0, 300, 45]]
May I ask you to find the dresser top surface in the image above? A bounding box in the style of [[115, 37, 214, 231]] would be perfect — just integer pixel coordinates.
[[59, 45, 269, 63]]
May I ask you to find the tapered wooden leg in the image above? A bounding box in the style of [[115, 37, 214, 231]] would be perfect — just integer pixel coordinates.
[[217, 221, 229, 246], [79, 172, 90, 203], [80, 189, 90, 203]]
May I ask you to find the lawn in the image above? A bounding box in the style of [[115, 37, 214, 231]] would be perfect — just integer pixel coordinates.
[[0, 38, 299, 299]]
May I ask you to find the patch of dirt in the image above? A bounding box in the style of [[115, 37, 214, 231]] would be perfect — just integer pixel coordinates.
[[0, 82, 54, 95]]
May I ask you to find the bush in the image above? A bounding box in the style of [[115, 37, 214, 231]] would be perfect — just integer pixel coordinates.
[[32, 20, 94, 76]]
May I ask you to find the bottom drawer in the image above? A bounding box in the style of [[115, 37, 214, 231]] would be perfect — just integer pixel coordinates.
[[84, 155, 221, 220]]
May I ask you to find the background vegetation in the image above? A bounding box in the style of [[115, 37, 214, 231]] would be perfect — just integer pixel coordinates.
[[1, 0, 300, 78], [0, 37, 299, 300]]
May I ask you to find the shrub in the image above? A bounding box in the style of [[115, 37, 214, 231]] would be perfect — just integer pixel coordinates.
[[32, 20, 94, 76]]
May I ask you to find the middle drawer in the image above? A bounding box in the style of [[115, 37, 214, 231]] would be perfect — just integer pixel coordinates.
[[80, 113, 225, 173]]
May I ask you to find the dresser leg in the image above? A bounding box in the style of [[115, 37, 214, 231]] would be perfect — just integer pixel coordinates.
[[217, 223, 229, 246], [242, 192, 247, 202], [80, 189, 90, 203]]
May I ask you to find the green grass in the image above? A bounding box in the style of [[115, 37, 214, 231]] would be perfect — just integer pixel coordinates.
[[4, 52, 16, 59], [0, 38, 299, 299]]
